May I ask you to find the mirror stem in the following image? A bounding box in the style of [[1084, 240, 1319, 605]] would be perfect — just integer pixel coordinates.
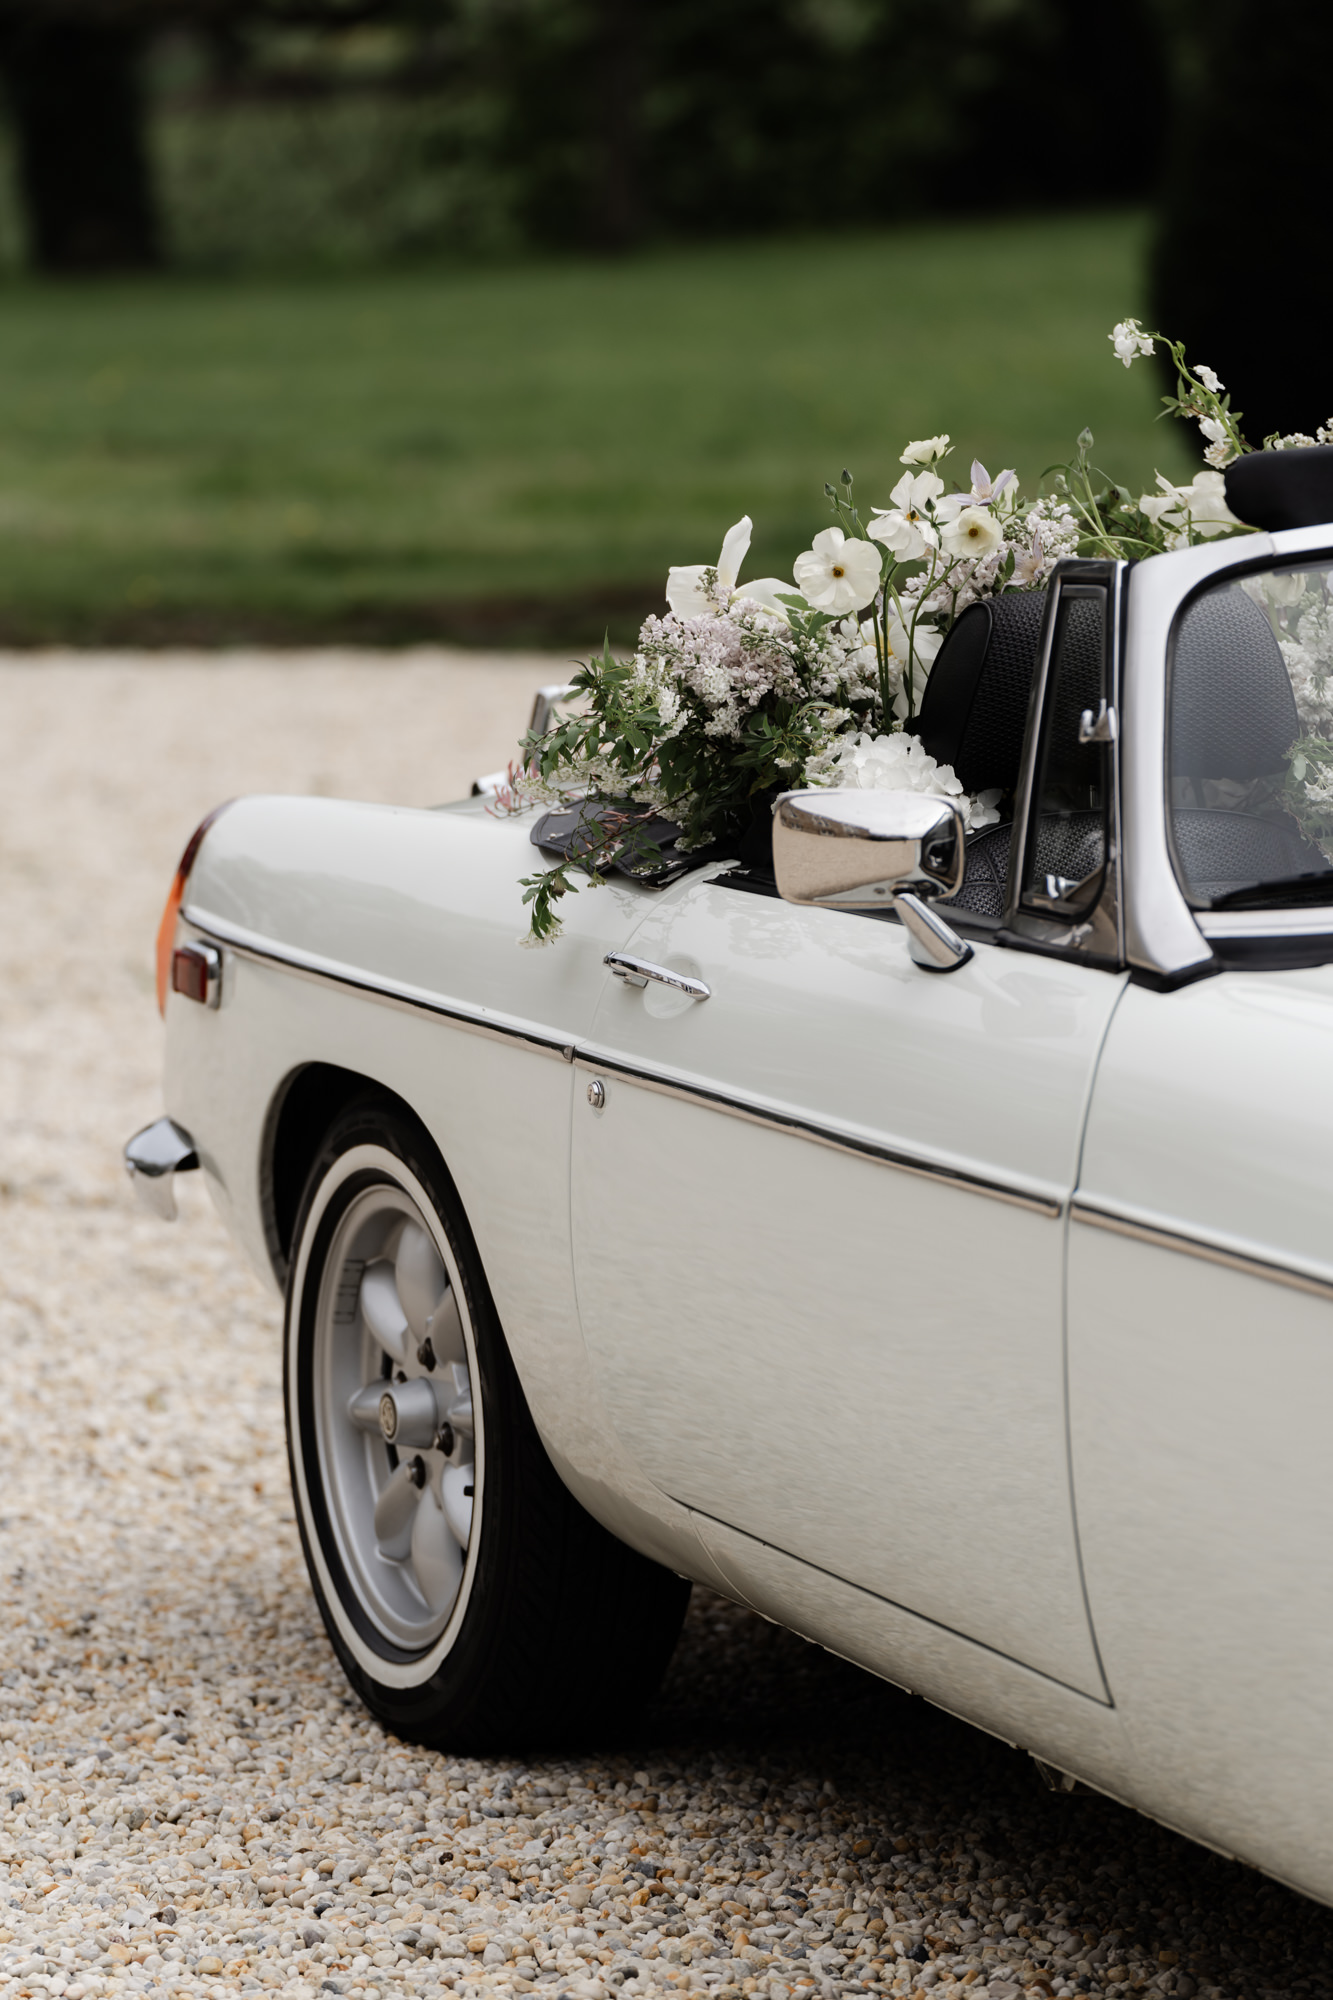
[[893, 892, 974, 973]]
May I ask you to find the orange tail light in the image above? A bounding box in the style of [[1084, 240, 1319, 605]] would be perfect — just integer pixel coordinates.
[[155, 802, 235, 1015]]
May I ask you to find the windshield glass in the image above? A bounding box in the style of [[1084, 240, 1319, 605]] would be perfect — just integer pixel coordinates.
[[1168, 561, 1333, 909]]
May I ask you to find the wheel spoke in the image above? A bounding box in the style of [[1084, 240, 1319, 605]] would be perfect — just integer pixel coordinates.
[[394, 1220, 447, 1342], [426, 1286, 466, 1368], [410, 1485, 464, 1612], [373, 1460, 419, 1558], [441, 1461, 475, 1548], [347, 1384, 384, 1433], [359, 1261, 410, 1364]]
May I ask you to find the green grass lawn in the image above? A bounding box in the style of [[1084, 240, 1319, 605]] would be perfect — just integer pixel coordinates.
[[0, 211, 1195, 646]]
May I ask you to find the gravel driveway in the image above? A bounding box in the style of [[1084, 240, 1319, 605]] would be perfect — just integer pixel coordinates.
[[2, 649, 1331, 2000]]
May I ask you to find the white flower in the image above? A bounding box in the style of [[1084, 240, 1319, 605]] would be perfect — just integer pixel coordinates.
[[808, 729, 1000, 831], [1196, 364, 1225, 395], [868, 507, 937, 561], [793, 527, 883, 613], [1011, 527, 1047, 586], [666, 516, 790, 619], [940, 506, 1005, 560], [890, 468, 944, 514], [968, 459, 1018, 507], [900, 435, 951, 465], [1138, 469, 1242, 546], [1109, 318, 1154, 368]]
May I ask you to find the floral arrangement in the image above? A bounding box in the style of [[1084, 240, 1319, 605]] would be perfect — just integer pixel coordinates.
[[509, 320, 1324, 941]]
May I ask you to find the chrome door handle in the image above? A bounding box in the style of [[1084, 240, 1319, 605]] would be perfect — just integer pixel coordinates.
[[604, 952, 710, 999]]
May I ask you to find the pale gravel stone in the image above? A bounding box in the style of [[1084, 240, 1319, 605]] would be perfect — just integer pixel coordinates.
[[0, 648, 1331, 2000]]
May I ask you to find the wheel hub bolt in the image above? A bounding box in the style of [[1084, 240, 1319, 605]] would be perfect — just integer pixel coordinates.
[[407, 1455, 427, 1489], [417, 1337, 436, 1371], [435, 1421, 455, 1458]]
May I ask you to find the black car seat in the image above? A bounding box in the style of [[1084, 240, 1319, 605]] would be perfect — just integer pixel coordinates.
[[1168, 582, 1318, 900], [910, 591, 1049, 917]]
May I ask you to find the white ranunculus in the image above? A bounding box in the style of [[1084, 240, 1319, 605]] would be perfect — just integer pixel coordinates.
[[941, 506, 1005, 560], [890, 468, 944, 514], [868, 507, 937, 561], [815, 729, 1000, 831], [667, 516, 791, 620], [793, 528, 883, 614], [1109, 318, 1154, 368], [900, 434, 951, 466]]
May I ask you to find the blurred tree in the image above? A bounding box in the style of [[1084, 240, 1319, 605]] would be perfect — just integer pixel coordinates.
[[1150, 0, 1329, 442]]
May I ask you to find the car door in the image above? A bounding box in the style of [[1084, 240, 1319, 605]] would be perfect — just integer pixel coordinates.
[[1067, 546, 1333, 1899], [569, 565, 1126, 1698]]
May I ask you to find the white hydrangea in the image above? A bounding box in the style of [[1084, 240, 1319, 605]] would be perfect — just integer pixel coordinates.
[[803, 729, 1001, 831]]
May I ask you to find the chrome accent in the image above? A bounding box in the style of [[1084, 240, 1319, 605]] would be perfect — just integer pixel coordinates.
[[772, 790, 972, 971], [1078, 699, 1118, 745], [892, 890, 974, 973], [171, 939, 221, 1008], [1071, 1200, 1333, 1301], [529, 682, 579, 737], [181, 910, 575, 1063], [1007, 562, 1127, 963], [574, 1054, 1060, 1217], [1120, 536, 1276, 979], [375, 1378, 441, 1449], [1197, 905, 1333, 939], [604, 951, 711, 998], [586, 1078, 607, 1110], [123, 1116, 199, 1222]]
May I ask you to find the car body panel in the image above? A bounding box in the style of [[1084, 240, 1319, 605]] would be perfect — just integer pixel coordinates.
[[570, 872, 1123, 1697]]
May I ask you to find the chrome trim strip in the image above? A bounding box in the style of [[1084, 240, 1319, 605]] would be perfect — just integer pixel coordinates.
[[577, 1053, 1062, 1217], [1197, 907, 1333, 940], [683, 1504, 1113, 1706], [1071, 1201, 1333, 1300], [181, 909, 575, 1063]]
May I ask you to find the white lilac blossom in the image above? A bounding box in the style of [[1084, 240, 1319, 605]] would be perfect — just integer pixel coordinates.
[[793, 527, 883, 613], [804, 729, 1001, 831], [1110, 318, 1154, 367]]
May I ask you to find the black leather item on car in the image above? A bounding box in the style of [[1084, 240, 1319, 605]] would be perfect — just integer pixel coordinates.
[[913, 590, 1050, 794], [1172, 806, 1320, 901], [1170, 583, 1300, 781], [1225, 442, 1333, 534]]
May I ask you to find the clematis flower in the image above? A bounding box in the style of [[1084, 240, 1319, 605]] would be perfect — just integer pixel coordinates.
[[1010, 527, 1047, 586], [935, 461, 1019, 523], [793, 527, 883, 613], [941, 506, 1005, 560], [666, 515, 790, 619], [1109, 318, 1154, 368], [900, 434, 951, 466]]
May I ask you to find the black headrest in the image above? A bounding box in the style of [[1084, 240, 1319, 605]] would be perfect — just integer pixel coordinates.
[[1170, 583, 1298, 780], [1225, 443, 1333, 532], [914, 590, 1048, 795]]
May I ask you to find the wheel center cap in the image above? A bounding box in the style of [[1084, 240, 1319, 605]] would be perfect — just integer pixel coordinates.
[[378, 1391, 398, 1442]]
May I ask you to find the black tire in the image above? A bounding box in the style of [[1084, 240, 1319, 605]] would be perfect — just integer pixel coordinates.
[[284, 1094, 690, 1750]]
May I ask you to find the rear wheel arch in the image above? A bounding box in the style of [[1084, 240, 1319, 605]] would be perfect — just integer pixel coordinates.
[[262, 1065, 438, 1288]]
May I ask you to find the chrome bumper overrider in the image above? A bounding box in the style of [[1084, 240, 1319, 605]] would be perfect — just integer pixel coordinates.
[[124, 1117, 199, 1221]]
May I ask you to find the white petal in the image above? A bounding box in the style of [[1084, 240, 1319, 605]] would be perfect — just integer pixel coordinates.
[[666, 564, 713, 617], [715, 516, 753, 591]]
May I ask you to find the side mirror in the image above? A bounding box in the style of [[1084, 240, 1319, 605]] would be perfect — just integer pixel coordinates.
[[771, 790, 974, 973]]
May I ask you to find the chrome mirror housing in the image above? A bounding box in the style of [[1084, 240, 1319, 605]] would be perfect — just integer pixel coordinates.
[[771, 789, 974, 972]]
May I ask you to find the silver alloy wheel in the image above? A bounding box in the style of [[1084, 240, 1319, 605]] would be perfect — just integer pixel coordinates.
[[312, 1178, 481, 1652]]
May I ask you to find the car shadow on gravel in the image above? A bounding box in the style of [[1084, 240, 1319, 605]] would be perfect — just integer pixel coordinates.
[[629, 1588, 1333, 2000]]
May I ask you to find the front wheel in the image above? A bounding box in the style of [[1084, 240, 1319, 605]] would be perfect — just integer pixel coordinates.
[[284, 1097, 690, 1749]]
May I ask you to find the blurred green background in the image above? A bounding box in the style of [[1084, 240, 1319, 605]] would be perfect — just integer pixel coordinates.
[[0, 0, 1274, 647], [0, 215, 1193, 646]]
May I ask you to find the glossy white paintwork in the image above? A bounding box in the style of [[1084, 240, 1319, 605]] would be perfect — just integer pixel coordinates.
[[152, 537, 1333, 1905], [1069, 973, 1333, 1903], [571, 874, 1122, 1697]]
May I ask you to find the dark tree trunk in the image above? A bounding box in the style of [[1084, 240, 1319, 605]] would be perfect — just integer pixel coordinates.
[[0, 12, 161, 273], [1151, 0, 1331, 445]]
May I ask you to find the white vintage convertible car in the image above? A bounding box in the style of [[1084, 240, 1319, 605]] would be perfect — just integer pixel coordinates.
[[129, 453, 1333, 1908]]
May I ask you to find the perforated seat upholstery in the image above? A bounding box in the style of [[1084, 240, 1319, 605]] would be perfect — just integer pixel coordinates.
[[1169, 582, 1322, 899]]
